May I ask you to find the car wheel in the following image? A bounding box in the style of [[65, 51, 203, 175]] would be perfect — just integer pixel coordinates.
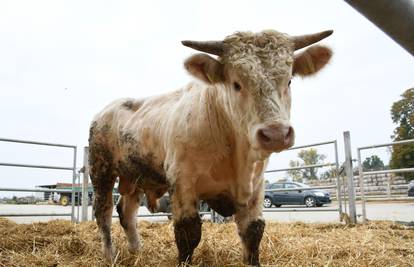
[[305, 196, 316, 207], [263, 197, 272, 208], [275, 204, 282, 207]]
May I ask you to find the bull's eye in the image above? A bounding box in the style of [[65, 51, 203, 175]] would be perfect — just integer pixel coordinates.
[[233, 82, 241, 92], [288, 80, 292, 87]]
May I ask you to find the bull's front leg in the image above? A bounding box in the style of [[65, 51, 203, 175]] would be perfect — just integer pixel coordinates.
[[170, 181, 202, 265], [235, 178, 265, 266]]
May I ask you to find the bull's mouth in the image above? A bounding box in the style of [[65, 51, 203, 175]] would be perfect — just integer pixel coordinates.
[[262, 140, 295, 153]]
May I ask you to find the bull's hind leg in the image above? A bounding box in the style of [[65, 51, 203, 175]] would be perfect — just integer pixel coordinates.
[[116, 176, 144, 253], [89, 142, 117, 260], [91, 173, 117, 260]]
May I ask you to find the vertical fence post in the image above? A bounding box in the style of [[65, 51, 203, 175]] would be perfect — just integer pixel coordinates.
[[342, 175, 347, 214], [386, 175, 392, 199], [82, 147, 89, 222], [357, 148, 367, 223], [343, 131, 357, 224], [334, 140, 343, 221], [71, 146, 77, 223], [77, 172, 80, 221]]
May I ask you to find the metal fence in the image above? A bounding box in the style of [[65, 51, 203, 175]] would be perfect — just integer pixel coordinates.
[[263, 139, 344, 221], [0, 138, 78, 222], [2, 135, 412, 224], [357, 138, 414, 222]]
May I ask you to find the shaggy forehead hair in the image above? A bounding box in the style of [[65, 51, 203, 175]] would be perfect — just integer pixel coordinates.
[[222, 30, 295, 81]]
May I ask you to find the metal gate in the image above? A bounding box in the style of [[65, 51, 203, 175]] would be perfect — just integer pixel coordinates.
[[357, 138, 414, 222], [0, 138, 78, 222], [263, 140, 344, 221]]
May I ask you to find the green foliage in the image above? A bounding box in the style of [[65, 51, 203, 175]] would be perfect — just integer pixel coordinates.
[[320, 167, 338, 181], [362, 155, 385, 171], [288, 148, 326, 181], [390, 88, 414, 181]]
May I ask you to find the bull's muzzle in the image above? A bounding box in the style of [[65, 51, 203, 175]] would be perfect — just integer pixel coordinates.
[[256, 123, 295, 152]]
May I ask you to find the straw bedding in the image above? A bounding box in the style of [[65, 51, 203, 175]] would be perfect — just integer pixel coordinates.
[[0, 218, 413, 267]]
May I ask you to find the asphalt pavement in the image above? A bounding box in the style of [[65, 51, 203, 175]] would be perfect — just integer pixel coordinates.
[[1, 201, 413, 224]]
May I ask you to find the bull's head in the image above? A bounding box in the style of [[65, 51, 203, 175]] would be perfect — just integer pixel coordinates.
[[182, 30, 332, 156]]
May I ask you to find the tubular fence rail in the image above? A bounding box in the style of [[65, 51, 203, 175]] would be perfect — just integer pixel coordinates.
[[264, 140, 344, 221], [0, 138, 78, 222], [1, 135, 413, 224], [357, 138, 414, 223]]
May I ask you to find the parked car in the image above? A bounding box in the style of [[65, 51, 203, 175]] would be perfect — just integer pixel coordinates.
[[408, 180, 414, 197], [264, 182, 331, 208], [146, 193, 210, 219]]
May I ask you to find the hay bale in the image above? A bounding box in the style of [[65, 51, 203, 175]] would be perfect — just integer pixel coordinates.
[[0, 218, 413, 266]]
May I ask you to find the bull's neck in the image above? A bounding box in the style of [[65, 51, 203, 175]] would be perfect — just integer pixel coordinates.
[[204, 84, 260, 205], [201, 83, 251, 153]]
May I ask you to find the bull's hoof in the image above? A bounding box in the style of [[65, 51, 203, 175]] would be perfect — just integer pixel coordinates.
[[128, 240, 143, 254], [244, 259, 260, 267], [102, 245, 115, 261]]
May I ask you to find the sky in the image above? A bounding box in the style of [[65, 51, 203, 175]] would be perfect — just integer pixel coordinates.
[[0, 0, 413, 196]]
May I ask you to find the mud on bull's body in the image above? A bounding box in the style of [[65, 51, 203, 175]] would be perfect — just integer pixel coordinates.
[[89, 28, 333, 266]]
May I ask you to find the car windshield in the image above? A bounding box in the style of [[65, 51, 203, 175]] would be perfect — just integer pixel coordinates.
[[293, 182, 310, 188]]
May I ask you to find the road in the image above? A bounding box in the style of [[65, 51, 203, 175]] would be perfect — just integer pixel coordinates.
[[1, 201, 413, 224]]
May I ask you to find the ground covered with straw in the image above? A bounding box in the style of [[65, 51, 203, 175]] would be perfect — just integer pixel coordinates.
[[0, 218, 413, 267]]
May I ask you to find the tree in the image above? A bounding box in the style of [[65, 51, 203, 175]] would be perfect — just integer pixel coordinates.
[[320, 167, 338, 181], [390, 88, 414, 181], [288, 148, 326, 181], [363, 155, 385, 171]]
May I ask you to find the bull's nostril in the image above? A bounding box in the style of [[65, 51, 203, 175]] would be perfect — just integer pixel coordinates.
[[258, 129, 271, 143]]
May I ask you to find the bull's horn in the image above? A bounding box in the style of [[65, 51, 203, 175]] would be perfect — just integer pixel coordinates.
[[292, 30, 333, 50], [181, 40, 224, 56]]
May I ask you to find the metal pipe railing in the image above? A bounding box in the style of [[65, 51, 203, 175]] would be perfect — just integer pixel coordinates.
[[287, 140, 337, 151], [0, 162, 74, 170], [265, 163, 336, 173], [357, 148, 367, 223], [263, 208, 338, 213], [358, 139, 414, 150], [112, 211, 212, 218], [0, 187, 73, 193], [0, 137, 76, 148], [334, 140, 343, 221], [0, 213, 72, 217], [265, 185, 336, 193], [344, 0, 414, 56], [362, 168, 414, 176], [357, 138, 414, 223], [0, 137, 78, 222], [264, 139, 343, 218]]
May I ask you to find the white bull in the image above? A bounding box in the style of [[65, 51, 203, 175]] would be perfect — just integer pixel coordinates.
[[89, 29, 333, 266]]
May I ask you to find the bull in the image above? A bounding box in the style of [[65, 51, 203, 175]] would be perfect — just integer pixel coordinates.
[[89, 29, 333, 266]]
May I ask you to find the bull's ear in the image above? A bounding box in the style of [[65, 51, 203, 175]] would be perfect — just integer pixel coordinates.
[[293, 45, 332, 77], [184, 53, 224, 84]]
